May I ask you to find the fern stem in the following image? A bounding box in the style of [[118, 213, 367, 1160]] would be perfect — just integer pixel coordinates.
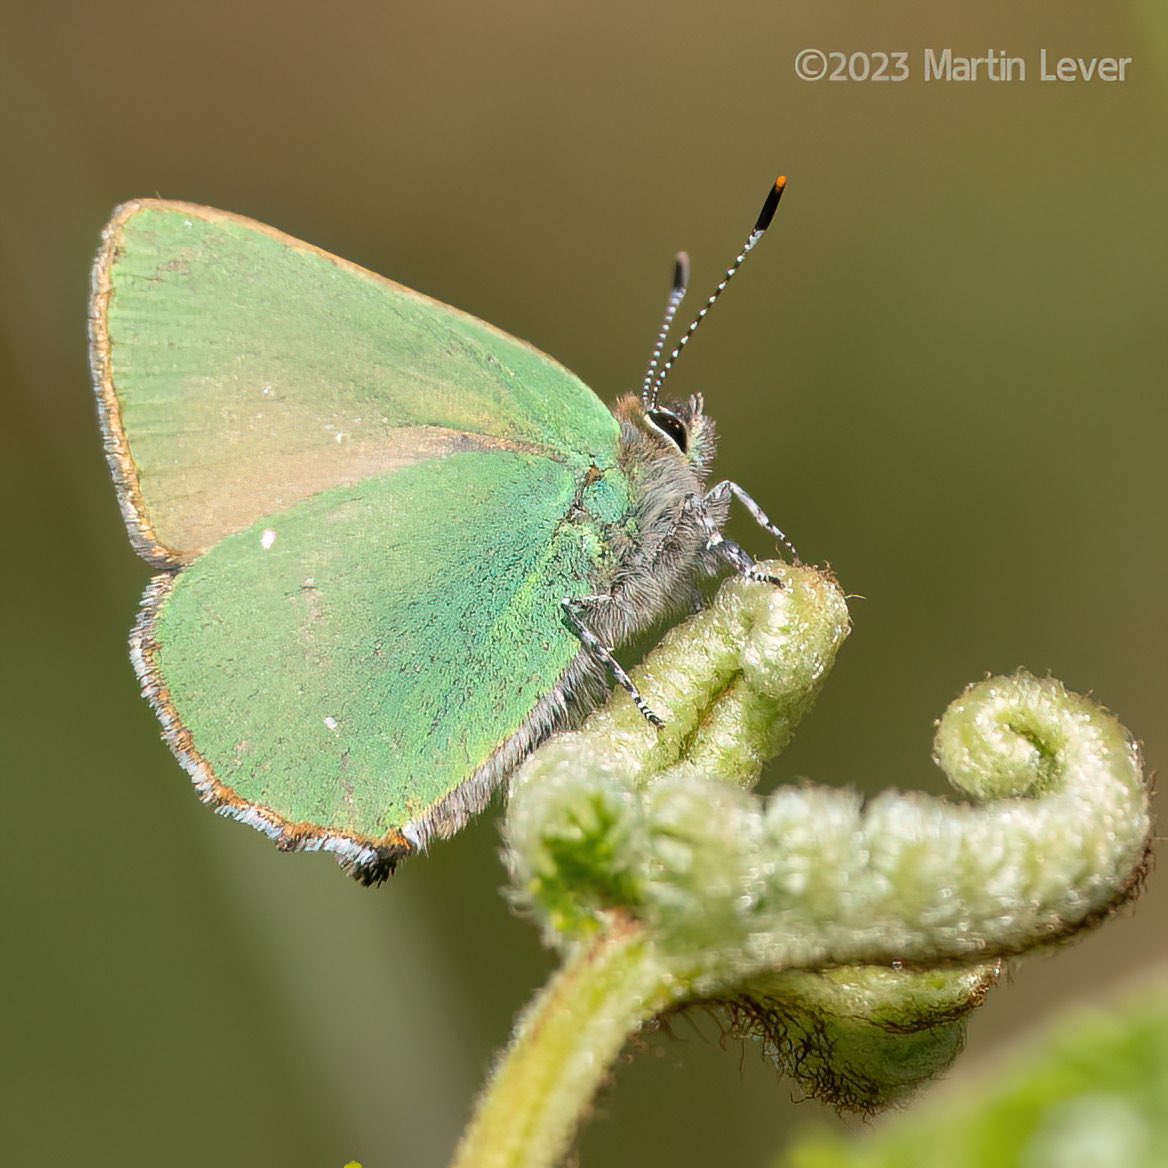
[[451, 920, 669, 1168]]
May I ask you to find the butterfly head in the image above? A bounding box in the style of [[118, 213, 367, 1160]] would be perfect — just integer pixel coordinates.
[[614, 392, 717, 482]]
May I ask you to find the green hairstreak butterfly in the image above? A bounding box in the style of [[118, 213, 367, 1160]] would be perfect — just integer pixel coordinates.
[[91, 178, 793, 884]]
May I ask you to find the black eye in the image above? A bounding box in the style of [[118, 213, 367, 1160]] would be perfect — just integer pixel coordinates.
[[648, 408, 688, 454]]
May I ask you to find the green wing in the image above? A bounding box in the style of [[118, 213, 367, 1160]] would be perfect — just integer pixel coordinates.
[[91, 199, 619, 565], [92, 200, 633, 879], [136, 450, 629, 881]]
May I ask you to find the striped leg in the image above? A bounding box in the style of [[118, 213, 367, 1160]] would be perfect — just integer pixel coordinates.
[[694, 496, 783, 588], [703, 480, 800, 563], [706, 532, 783, 586], [561, 598, 664, 727]]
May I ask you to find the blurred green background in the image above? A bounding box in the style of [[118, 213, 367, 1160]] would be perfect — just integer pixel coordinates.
[[3, 3, 1165, 1166]]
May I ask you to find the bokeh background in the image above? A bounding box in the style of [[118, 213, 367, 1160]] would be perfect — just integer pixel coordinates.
[[3, 3, 1165, 1165]]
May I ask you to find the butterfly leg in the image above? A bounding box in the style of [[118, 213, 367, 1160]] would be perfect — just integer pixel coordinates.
[[705, 531, 783, 586], [561, 598, 665, 727], [703, 480, 800, 563]]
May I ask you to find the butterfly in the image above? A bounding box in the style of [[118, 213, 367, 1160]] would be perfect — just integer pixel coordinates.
[[90, 177, 793, 884]]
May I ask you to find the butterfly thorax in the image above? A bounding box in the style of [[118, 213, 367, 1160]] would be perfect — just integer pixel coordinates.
[[583, 393, 728, 648]]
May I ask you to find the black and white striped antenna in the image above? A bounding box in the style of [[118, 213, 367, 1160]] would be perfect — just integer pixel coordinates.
[[645, 176, 786, 410], [639, 252, 690, 405]]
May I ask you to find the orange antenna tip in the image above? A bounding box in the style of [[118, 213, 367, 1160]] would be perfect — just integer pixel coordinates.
[[754, 176, 787, 234]]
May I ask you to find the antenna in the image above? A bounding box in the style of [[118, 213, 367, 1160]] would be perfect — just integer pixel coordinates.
[[647, 176, 786, 409], [639, 252, 690, 407]]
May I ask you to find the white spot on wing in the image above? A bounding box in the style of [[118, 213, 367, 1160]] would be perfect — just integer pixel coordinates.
[[261, 529, 277, 550], [324, 716, 338, 731]]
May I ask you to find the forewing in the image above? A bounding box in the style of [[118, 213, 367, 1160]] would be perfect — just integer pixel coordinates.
[[134, 451, 608, 877], [91, 200, 619, 565]]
